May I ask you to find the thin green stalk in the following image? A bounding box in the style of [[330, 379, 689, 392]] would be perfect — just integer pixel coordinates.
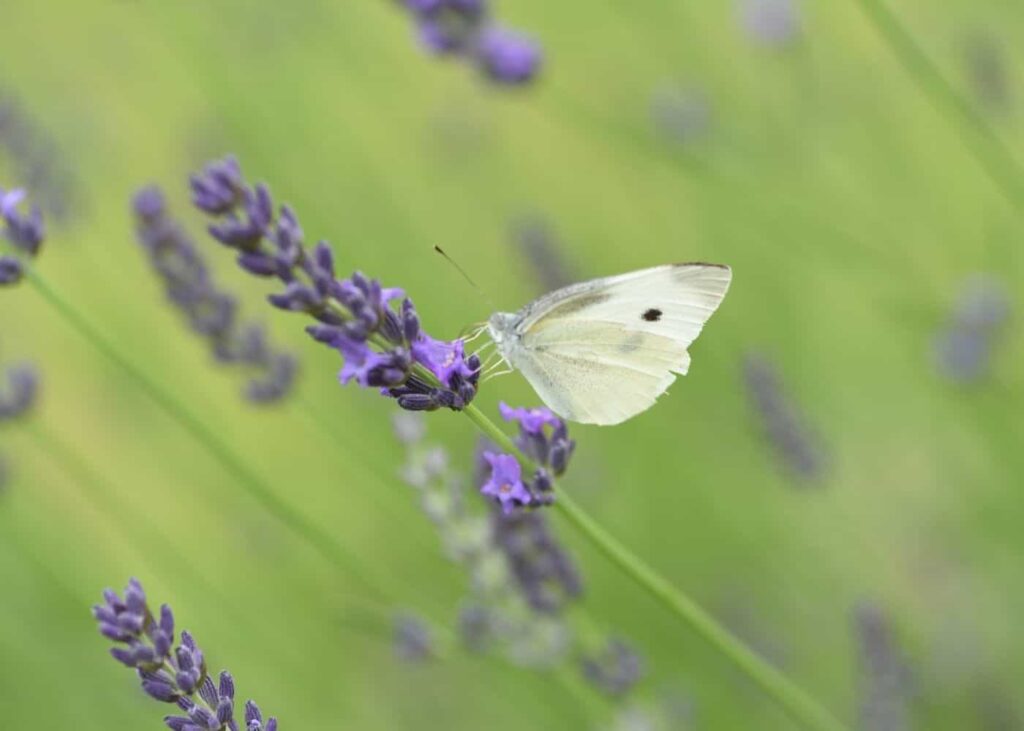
[[852, 0, 1024, 212], [21, 264, 389, 603], [463, 403, 847, 731]]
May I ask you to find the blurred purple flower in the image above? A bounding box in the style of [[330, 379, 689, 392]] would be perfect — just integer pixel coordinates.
[[933, 274, 1010, 383], [739, 0, 802, 48], [132, 185, 299, 405], [93, 578, 278, 730], [190, 156, 480, 413], [476, 26, 542, 84], [396, 0, 542, 85]]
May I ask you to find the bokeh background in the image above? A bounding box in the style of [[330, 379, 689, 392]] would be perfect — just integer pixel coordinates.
[[1, 1, 1022, 729]]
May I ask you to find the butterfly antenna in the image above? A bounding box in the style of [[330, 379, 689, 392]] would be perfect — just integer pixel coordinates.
[[434, 245, 496, 309]]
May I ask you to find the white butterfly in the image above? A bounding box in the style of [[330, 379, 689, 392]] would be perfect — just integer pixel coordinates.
[[485, 263, 732, 425]]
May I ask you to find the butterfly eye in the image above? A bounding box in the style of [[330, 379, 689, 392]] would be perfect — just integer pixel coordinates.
[[642, 308, 662, 322]]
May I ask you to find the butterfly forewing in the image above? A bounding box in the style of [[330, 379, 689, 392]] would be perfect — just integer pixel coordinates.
[[508, 264, 732, 425]]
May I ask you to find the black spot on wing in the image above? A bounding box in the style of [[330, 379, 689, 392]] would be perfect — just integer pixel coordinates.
[[642, 308, 662, 322]]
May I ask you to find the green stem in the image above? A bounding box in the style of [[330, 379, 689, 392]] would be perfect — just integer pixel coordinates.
[[851, 0, 1024, 212], [463, 403, 846, 731], [22, 265, 389, 602]]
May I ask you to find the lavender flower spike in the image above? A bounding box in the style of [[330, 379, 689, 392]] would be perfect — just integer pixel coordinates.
[[132, 185, 299, 405], [0, 361, 41, 492], [93, 578, 279, 730], [189, 156, 480, 413]]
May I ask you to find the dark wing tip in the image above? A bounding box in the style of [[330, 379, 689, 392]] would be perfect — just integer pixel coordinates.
[[671, 261, 731, 271]]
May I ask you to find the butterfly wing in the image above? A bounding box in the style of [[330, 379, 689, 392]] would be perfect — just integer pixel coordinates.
[[508, 264, 732, 425]]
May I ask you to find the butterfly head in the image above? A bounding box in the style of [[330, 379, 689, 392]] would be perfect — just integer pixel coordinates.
[[487, 312, 518, 347]]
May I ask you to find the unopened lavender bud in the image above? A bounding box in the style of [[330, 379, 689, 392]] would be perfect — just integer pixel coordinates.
[[187, 704, 218, 729], [198, 675, 219, 707], [218, 671, 235, 700], [152, 630, 171, 658], [398, 393, 439, 411], [216, 698, 234, 724], [110, 647, 136, 666], [163, 715, 191, 731], [143, 679, 180, 703], [237, 252, 279, 277]]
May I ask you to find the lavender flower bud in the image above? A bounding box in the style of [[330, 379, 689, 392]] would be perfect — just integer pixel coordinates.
[[143, 679, 180, 703]]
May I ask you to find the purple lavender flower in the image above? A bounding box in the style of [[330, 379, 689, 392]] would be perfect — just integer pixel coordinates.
[[486, 401, 575, 509], [475, 26, 542, 84], [480, 452, 533, 514], [94, 578, 279, 730], [499, 402, 561, 435], [189, 156, 479, 413], [132, 185, 298, 405], [395, 0, 542, 85]]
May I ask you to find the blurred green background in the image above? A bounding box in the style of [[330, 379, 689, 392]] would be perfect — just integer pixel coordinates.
[[1, 1, 1022, 729]]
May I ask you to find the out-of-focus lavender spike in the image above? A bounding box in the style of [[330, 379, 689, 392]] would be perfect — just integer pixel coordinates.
[[0, 363, 40, 419], [397, 0, 542, 86], [738, 0, 802, 49], [508, 214, 574, 292], [94, 578, 278, 729], [393, 420, 572, 667], [491, 507, 583, 613], [132, 185, 299, 405], [650, 84, 713, 148], [189, 156, 479, 413], [964, 34, 1012, 114], [853, 602, 913, 731], [933, 274, 1011, 383], [0, 90, 80, 222], [393, 612, 434, 662], [742, 353, 827, 483]]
